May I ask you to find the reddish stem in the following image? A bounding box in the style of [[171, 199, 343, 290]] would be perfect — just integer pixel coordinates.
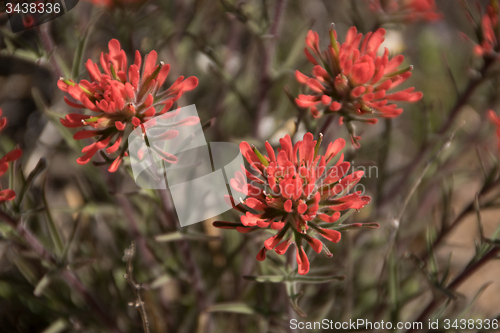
[[381, 58, 494, 207], [0, 210, 120, 332], [407, 246, 500, 333], [253, 0, 288, 137]]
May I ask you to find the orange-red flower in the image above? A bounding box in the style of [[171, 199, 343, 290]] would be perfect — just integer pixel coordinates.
[[58, 39, 198, 172], [213, 133, 377, 275], [0, 109, 22, 204], [488, 109, 500, 152], [470, 4, 499, 57], [295, 26, 422, 147], [370, 0, 442, 23]]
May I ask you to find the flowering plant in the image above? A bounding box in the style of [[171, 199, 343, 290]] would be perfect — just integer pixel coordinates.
[[465, 4, 500, 58], [214, 133, 377, 274], [58, 39, 198, 171], [369, 0, 442, 23], [2, 1, 500, 332], [295, 26, 423, 146]]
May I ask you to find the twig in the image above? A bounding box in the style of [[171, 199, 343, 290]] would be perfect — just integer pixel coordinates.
[[375, 119, 392, 208], [123, 242, 151, 333], [36, 22, 63, 78], [61, 270, 120, 333], [406, 246, 500, 333], [420, 177, 500, 262], [318, 115, 334, 137], [117, 196, 158, 267], [253, 0, 289, 137], [381, 58, 494, 206], [396, 131, 457, 226], [375, 127, 459, 319], [157, 190, 209, 311], [292, 109, 305, 140], [0, 210, 120, 332], [286, 247, 297, 333], [0, 210, 54, 263]]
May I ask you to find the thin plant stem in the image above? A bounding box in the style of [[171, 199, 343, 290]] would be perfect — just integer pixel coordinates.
[[381, 58, 494, 206], [123, 242, 151, 333], [36, 23, 63, 78], [253, 0, 289, 137], [292, 109, 305, 140], [286, 246, 297, 333], [157, 189, 210, 323], [118, 195, 158, 268], [421, 177, 500, 262], [318, 115, 334, 137], [406, 246, 500, 333], [376, 119, 392, 208], [394, 128, 458, 227], [375, 127, 459, 318], [0, 210, 120, 332]]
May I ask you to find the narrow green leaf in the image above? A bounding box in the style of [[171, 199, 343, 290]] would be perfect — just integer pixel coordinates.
[[475, 193, 484, 241], [206, 302, 256, 315], [34, 273, 52, 297], [12, 253, 38, 285], [244, 275, 285, 283], [457, 282, 492, 319], [434, 284, 458, 300], [440, 253, 453, 286], [61, 215, 81, 262], [334, 223, 379, 232], [150, 275, 172, 289], [15, 158, 46, 209], [384, 65, 413, 78], [41, 318, 68, 333], [281, 21, 313, 70], [0, 27, 41, 55], [285, 281, 306, 317], [290, 275, 345, 284], [427, 227, 439, 279], [71, 15, 99, 79], [42, 178, 64, 256], [155, 231, 220, 242]]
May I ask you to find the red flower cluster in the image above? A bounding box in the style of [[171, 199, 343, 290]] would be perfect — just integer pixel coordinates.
[[213, 133, 377, 275], [58, 39, 198, 172], [0, 109, 22, 204], [467, 4, 499, 57], [369, 0, 442, 23], [295, 26, 422, 147], [488, 110, 500, 152]]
